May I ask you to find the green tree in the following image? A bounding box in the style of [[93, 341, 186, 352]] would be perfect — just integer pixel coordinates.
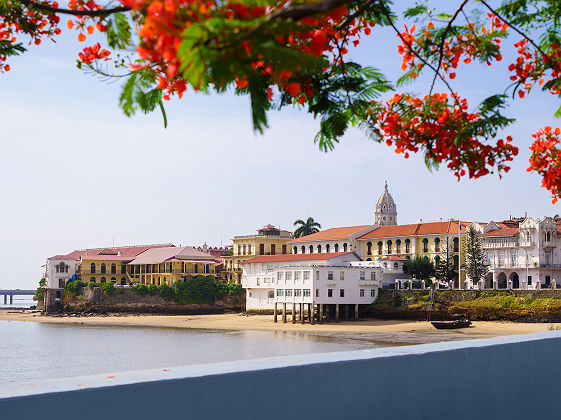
[[403, 256, 434, 280], [293, 217, 322, 238], [465, 226, 489, 285], [435, 238, 456, 283]]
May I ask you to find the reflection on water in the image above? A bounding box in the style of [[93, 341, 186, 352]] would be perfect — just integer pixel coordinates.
[[0, 321, 381, 384], [0, 297, 35, 308]]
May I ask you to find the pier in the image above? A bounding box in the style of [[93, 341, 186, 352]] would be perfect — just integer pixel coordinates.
[[0, 290, 34, 305]]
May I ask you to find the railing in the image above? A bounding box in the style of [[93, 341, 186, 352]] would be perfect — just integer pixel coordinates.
[[2, 332, 561, 420], [482, 242, 518, 249], [233, 234, 293, 239], [540, 264, 561, 268]]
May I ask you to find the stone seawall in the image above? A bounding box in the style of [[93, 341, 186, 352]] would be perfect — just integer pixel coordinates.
[[62, 288, 245, 315], [367, 289, 561, 322]]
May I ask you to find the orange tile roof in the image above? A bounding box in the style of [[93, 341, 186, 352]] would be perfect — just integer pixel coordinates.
[[289, 226, 371, 243], [379, 256, 408, 261], [480, 223, 519, 237], [359, 221, 472, 240], [240, 252, 355, 264]]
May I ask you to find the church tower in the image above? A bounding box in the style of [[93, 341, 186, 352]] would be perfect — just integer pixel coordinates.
[[375, 182, 397, 226]]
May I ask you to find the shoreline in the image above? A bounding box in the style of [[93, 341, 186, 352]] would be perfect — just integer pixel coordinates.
[[1, 309, 559, 345]]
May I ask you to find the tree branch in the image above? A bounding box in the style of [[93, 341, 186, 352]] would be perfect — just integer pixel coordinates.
[[17, 0, 130, 16]]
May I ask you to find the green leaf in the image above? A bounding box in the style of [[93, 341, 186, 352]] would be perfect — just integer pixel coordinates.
[[106, 13, 131, 49]]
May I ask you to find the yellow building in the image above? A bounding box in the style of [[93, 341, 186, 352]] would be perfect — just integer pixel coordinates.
[[222, 224, 293, 283]]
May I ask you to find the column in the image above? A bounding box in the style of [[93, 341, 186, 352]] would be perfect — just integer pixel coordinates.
[[3, 295, 6, 305], [345, 304, 349, 320], [552, 280, 557, 290], [292, 303, 296, 324], [310, 304, 315, 325], [319, 304, 323, 324], [354, 304, 359, 320], [335, 304, 340, 322], [274, 302, 278, 323], [492, 272, 498, 290], [300, 303, 305, 324], [282, 303, 287, 323], [10, 295, 13, 305], [326, 305, 330, 322]]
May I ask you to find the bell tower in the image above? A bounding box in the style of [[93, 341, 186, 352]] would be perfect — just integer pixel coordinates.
[[375, 182, 397, 226]]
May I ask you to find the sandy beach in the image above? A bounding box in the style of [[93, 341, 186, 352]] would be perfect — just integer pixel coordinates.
[[1, 309, 558, 345]]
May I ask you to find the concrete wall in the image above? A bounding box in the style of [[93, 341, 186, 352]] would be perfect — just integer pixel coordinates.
[[1, 331, 561, 419]]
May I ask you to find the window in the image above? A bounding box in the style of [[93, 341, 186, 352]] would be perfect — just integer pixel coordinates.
[[295, 289, 302, 297], [394, 262, 399, 269], [360, 289, 365, 297], [111, 263, 116, 274], [453, 238, 459, 253], [111, 277, 116, 284], [248, 244, 252, 255], [271, 244, 276, 255], [293, 246, 298, 254], [326, 244, 330, 253], [309, 245, 314, 254], [511, 251, 517, 267], [277, 289, 284, 297], [340, 271, 345, 281], [303, 289, 311, 297], [387, 241, 392, 254], [301, 246, 306, 254], [528, 276, 532, 285], [101, 263, 106, 274], [90, 277, 95, 283], [237, 245, 241, 255], [90, 263, 96, 274], [121, 278, 126, 285], [282, 245, 287, 254], [315, 271, 319, 280], [526, 232, 531, 242], [370, 272, 376, 281], [327, 289, 333, 297], [260, 244, 265, 255], [315, 289, 319, 297], [285, 289, 293, 297], [286, 272, 292, 281], [434, 238, 440, 253], [371, 289, 376, 298], [268, 291, 275, 299], [422, 239, 428, 253], [360, 271, 365, 280], [121, 264, 127, 274], [317, 244, 322, 253], [498, 251, 505, 266], [334, 244, 339, 252], [243, 244, 247, 255], [58, 279, 65, 288], [257, 278, 260, 285], [367, 242, 372, 256], [304, 271, 310, 280], [396, 242, 401, 254], [295, 271, 301, 281], [339, 289, 345, 297], [328, 271, 333, 280], [378, 242, 383, 255], [343, 243, 348, 252], [277, 272, 283, 282], [405, 241, 410, 253], [100, 277, 106, 283]]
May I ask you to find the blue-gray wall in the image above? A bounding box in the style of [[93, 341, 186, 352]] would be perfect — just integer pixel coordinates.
[[1, 331, 560, 419]]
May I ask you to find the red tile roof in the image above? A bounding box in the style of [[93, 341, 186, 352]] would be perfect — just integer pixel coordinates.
[[241, 252, 355, 264], [48, 244, 173, 260], [359, 221, 472, 240], [379, 256, 408, 261], [480, 223, 520, 237], [290, 226, 371, 243]]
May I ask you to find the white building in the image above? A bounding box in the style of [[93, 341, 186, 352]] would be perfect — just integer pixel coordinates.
[[241, 252, 382, 311], [44, 256, 79, 289], [472, 216, 561, 289]]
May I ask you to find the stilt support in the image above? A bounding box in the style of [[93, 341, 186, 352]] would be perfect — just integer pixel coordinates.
[[273, 302, 278, 323]]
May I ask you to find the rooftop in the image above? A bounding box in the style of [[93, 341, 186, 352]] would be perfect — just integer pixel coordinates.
[[359, 221, 472, 240], [290, 225, 371, 243], [241, 252, 356, 264]]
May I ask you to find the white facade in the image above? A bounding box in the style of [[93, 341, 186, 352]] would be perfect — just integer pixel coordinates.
[[473, 217, 561, 289], [44, 258, 77, 289], [241, 253, 382, 310]]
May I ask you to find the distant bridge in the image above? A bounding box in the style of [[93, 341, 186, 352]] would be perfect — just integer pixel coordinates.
[[0, 290, 35, 305]]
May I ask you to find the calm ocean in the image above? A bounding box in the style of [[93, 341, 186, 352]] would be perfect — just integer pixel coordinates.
[[0, 321, 380, 384]]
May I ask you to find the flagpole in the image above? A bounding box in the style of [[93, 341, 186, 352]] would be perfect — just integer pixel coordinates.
[[458, 220, 461, 290]]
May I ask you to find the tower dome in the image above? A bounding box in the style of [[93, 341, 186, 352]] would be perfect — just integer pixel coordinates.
[[375, 182, 397, 226]]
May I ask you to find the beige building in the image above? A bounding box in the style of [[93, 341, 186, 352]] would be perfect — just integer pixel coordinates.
[[222, 224, 293, 283]]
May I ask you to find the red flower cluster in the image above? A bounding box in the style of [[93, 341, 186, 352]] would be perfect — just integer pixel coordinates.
[[369, 93, 518, 179], [78, 42, 111, 64], [66, 0, 107, 42], [527, 126, 561, 204], [0, 0, 61, 72], [508, 39, 561, 98], [397, 14, 506, 79]]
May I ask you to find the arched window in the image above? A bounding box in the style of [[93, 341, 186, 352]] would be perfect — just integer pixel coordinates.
[[334, 244, 339, 252], [90, 277, 95, 283], [301, 245, 306, 254], [453, 237, 459, 253], [422, 238, 428, 253], [121, 277, 126, 285], [405, 238, 410, 253], [393, 262, 399, 269], [90, 263, 96, 274], [343, 243, 348, 252], [100, 277, 106, 283], [434, 237, 441, 253], [317, 244, 322, 253], [366, 258, 372, 261], [387, 240, 392, 254], [326, 244, 330, 253], [111, 263, 116, 274], [309, 245, 314, 254], [395, 239, 401, 254], [293, 246, 298, 254], [377, 241, 383, 255], [367, 242, 372, 256], [111, 277, 116, 283], [101, 263, 106, 274]]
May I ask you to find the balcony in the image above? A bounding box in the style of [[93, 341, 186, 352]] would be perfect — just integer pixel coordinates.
[[539, 264, 561, 268], [482, 241, 518, 249]]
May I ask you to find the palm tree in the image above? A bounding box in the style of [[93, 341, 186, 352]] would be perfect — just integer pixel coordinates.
[[293, 217, 322, 238]]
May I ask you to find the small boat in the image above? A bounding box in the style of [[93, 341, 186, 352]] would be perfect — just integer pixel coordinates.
[[431, 319, 472, 330]]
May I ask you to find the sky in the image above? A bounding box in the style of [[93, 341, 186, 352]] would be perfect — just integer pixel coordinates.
[[0, 2, 559, 289]]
